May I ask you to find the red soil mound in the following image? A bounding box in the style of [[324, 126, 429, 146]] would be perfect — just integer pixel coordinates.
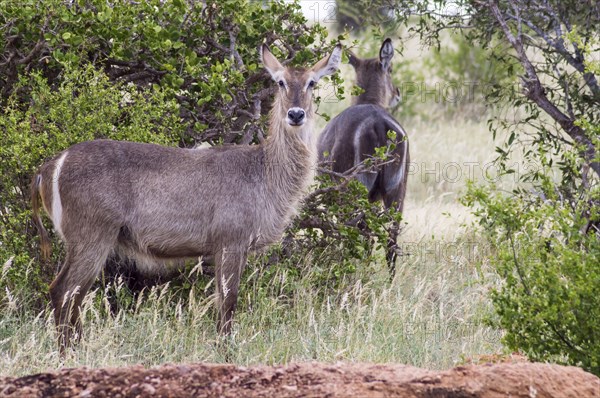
[[1, 361, 598, 397]]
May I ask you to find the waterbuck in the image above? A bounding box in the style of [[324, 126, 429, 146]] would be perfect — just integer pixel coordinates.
[[317, 39, 409, 275], [31, 43, 342, 349]]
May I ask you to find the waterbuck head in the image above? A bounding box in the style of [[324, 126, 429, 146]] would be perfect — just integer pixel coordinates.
[[348, 38, 397, 108], [261, 44, 342, 129]]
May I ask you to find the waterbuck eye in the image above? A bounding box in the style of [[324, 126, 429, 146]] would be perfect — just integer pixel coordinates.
[[308, 80, 316, 89], [278, 80, 285, 87]]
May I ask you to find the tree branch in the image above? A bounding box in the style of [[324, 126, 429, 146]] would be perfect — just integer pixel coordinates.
[[487, 0, 600, 178], [504, 7, 600, 101], [306, 155, 398, 203]]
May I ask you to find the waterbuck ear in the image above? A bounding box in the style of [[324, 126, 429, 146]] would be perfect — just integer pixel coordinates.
[[311, 44, 342, 81], [347, 49, 361, 68], [261, 44, 284, 80], [379, 38, 394, 70]]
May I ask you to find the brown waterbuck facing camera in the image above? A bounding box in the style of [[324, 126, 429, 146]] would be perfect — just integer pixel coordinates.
[[317, 39, 409, 276], [31, 43, 342, 350]]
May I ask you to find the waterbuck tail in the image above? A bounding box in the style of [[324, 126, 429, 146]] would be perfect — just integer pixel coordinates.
[[31, 173, 52, 260]]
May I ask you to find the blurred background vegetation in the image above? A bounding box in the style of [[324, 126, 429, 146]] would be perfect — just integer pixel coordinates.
[[0, 0, 598, 377]]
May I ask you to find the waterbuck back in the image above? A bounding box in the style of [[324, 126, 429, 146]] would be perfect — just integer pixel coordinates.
[[317, 39, 409, 274], [31, 43, 342, 351]]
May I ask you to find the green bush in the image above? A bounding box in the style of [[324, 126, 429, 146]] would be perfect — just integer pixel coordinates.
[[272, 175, 402, 293], [464, 172, 600, 375], [0, 0, 333, 145], [459, 24, 600, 374]]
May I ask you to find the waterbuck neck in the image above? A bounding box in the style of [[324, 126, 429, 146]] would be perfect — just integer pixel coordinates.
[[353, 90, 389, 108], [263, 112, 316, 192], [349, 39, 396, 109], [352, 72, 391, 108]]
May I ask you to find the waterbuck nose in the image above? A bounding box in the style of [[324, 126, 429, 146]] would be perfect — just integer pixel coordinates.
[[287, 108, 305, 125]]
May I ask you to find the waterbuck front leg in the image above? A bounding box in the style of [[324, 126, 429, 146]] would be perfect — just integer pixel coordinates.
[[49, 239, 112, 352], [214, 247, 247, 335]]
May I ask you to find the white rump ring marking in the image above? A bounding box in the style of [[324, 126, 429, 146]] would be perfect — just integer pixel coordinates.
[[52, 152, 68, 238]]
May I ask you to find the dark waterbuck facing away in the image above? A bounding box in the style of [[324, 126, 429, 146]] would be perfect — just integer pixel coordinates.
[[31, 43, 342, 350], [317, 39, 409, 275]]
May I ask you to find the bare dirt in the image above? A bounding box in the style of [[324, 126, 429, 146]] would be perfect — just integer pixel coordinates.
[[1, 360, 598, 398]]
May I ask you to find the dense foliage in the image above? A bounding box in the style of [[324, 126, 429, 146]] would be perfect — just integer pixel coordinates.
[[0, 0, 333, 144], [464, 179, 600, 374]]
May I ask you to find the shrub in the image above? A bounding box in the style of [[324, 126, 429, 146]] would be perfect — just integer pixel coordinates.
[[273, 175, 403, 292], [0, 0, 333, 144], [464, 180, 600, 375]]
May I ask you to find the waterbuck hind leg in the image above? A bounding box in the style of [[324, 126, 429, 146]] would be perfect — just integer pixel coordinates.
[[215, 247, 247, 335], [383, 192, 404, 279], [385, 220, 400, 279], [383, 154, 408, 279], [49, 241, 112, 352]]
